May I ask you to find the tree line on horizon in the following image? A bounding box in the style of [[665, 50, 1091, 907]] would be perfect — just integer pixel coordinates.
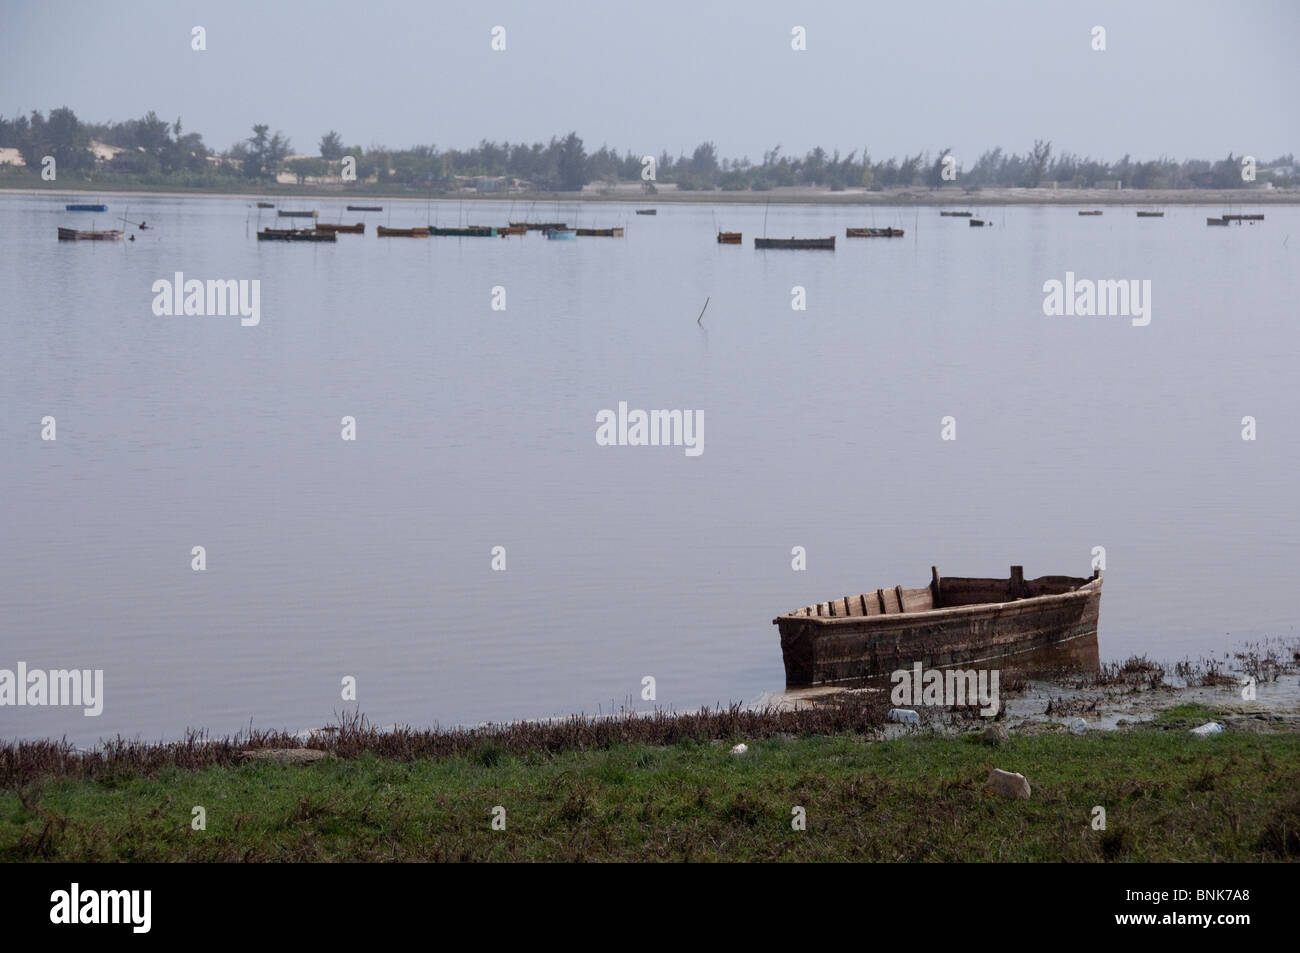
[[1, 107, 1293, 192]]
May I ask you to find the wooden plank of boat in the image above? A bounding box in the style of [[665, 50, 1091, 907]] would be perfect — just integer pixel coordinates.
[[277, 210, 317, 218], [773, 565, 1103, 686], [347, 205, 383, 211], [717, 231, 742, 244], [375, 226, 429, 237], [65, 203, 108, 212], [574, 227, 624, 237], [1136, 211, 1164, 217], [429, 225, 497, 237], [754, 236, 835, 250], [57, 226, 123, 241], [846, 227, 904, 238], [939, 210, 973, 217], [315, 222, 365, 234], [1078, 210, 1103, 215], [545, 229, 577, 240], [1206, 217, 1229, 226], [257, 227, 337, 242], [256, 202, 275, 209], [635, 209, 657, 215]]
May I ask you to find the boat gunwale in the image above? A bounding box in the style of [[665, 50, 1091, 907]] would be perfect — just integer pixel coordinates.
[[772, 575, 1101, 627]]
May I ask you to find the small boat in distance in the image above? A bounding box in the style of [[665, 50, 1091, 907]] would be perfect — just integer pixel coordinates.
[[545, 229, 578, 240], [773, 565, 1102, 687], [1222, 214, 1264, 222], [1078, 210, 1103, 216], [376, 226, 429, 237], [347, 205, 383, 212], [635, 209, 657, 215], [315, 222, 365, 234], [1206, 217, 1230, 226], [430, 225, 498, 237], [939, 210, 973, 217], [969, 219, 988, 227], [65, 204, 108, 212], [1136, 211, 1164, 217], [574, 227, 624, 237], [57, 226, 122, 241], [509, 221, 567, 231], [717, 231, 742, 244], [277, 210, 317, 218], [257, 228, 337, 242], [755, 236, 835, 250], [256, 202, 275, 209], [846, 227, 904, 238], [498, 224, 527, 236]]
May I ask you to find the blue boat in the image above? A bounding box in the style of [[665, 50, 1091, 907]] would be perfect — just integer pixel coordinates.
[[545, 229, 577, 240], [66, 203, 108, 212]]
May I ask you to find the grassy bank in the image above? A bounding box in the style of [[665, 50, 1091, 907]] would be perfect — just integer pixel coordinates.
[[3, 704, 1297, 862]]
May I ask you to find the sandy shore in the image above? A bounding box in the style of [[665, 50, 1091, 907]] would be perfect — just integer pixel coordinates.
[[4, 184, 1298, 207]]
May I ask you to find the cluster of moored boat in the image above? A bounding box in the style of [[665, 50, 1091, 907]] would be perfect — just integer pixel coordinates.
[[254, 208, 628, 242]]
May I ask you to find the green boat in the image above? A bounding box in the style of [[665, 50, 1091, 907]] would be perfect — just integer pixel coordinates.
[[429, 225, 497, 237]]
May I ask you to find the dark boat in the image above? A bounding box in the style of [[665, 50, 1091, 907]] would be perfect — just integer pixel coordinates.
[[376, 226, 429, 237], [1078, 210, 1103, 216], [635, 209, 657, 215], [257, 228, 337, 242], [1206, 217, 1229, 226], [277, 210, 317, 218], [969, 219, 987, 227], [347, 205, 383, 212], [717, 231, 742, 244], [315, 222, 365, 234], [1222, 214, 1264, 222], [1136, 211, 1164, 217], [508, 221, 567, 231], [574, 227, 624, 237], [57, 226, 122, 241], [846, 227, 904, 238], [939, 210, 973, 217], [256, 202, 275, 209], [429, 225, 498, 237], [774, 566, 1103, 687], [65, 203, 108, 212], [498, 224, 527, 236], [754, 236, 835, 250]]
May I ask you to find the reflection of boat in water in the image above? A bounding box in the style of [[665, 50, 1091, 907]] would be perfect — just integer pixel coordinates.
[[774, 566, 1102, 687]]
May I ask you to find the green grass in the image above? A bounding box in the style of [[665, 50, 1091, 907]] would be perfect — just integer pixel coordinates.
[[4, 722, 1298, 861]]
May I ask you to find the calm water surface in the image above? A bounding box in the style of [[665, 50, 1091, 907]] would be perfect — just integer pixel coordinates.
[[2, 195, 1297, 743]]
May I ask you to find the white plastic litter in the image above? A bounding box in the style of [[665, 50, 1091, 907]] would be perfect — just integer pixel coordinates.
[[1190, 721, 1224, 736], [887, 708, 920, 724], [1067, 718, 1087, 735], [729, 743, 748, 755]]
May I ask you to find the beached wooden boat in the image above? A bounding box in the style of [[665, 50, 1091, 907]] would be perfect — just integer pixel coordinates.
[[774, 566, 1102, 686], [969, 219, 987, 227], [545, 229, 577, 240], [376, 226, 429, 237], [256, 202, 275, 209], [717, 231, 742, 244], [1206, 217, 1229, 226], [755, 236, 835, 250], [846, 227, 904, 238], [1136, 211, 1164, 217], [57, 226, 122, 241], [65, 204, 108, 212], [347, 205, 383, 211], [277, 210, 316, 218], [509, 221, 567, 231], [939, 211, 973, 217], [315, 222, 364, 234], [1222, 214, 1264, 222], [430, 225, 497, 237], [1078, 210, 1103, 216], [498, 224, 527, 236], [574, 227, 624, 237], [635, 209, 657, 215], [257, 228, 337, 242]]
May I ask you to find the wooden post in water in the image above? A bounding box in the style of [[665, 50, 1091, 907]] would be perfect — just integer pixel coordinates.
[[931, 566, 942, 605], [1009, 565, 1025, 599]]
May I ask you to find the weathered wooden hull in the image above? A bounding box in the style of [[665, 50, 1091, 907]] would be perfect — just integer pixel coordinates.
[[1222, 214, 1264, 221], [969, 219, 987, 227], [430, 226, 497, 237], [1206, 217, 1229, 226], [257, 228, 337, 242], [499, 224, 527, 235], [574, 227, 624, 237], [277, 210, 316, 218], [256, 202, 275, 209], [846, 227, 904, 238], [509, 222, 567, 231], [1135, 211, 1164, 217], [774, 568, 1102, 687], [58, 227, 122, 241], [1078, 210, 1103, 216], [376, 226, 429, 237], [347, 205, 383, 211], [755, 236, 835, 250], [315, 222, 365, 234], [635, 209, 657, 215], [717, 231, 742, 244], [939, 211, 972, 217]]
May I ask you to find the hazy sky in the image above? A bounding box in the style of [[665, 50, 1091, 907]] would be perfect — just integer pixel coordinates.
[[2, 0, 1296, 163]]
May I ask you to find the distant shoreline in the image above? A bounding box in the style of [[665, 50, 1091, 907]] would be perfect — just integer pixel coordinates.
[[4, 184, 1299, 207]]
